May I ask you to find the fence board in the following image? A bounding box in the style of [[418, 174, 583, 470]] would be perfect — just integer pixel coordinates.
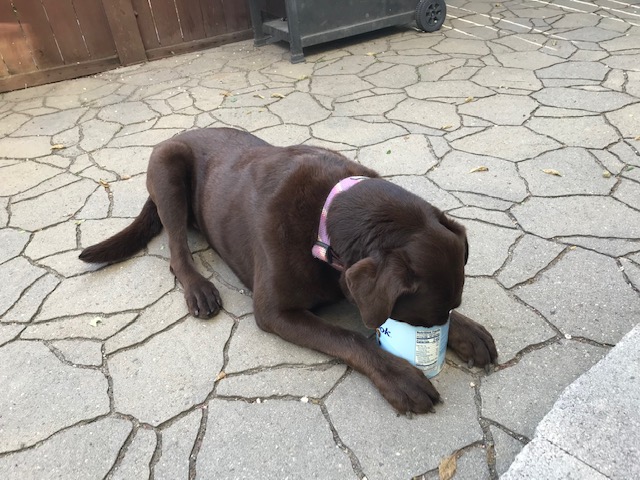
[[41, 0, 87, 63], [202, 0, 228, 37], [73, 0, 117, 59], [14, 0, 61, 69], [175, 0, 205, 42], [0, 1, 35, 74], [131, 0, 160, 49], [149, 0, 183, 45], [100, 0, 147, 65], [222, 0, 250, 32]]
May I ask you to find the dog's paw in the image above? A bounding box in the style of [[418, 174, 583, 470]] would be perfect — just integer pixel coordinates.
[[448, 310, 498, 370], [184, 279, 223, 318], [372, 350, 441, 414]]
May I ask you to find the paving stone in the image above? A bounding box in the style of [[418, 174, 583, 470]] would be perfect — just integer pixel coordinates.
[[557, 236, 640, 257], [490, 427, 524, 477], [252, 124, 310, 146], [458, 95, 537, 126], [527, 115, 619, 149], [79, 119, 121, 152], [503, 437, 607, 480], [24, 222, 77, 260], [51, 339, 103, 366], [198, 400, 355, 478], [519, 147, 617, 196], [449, 207, 516, 228], [10, 178, 97, 231], [451, 126, 560, 162], [76, 187, 110, 220], [1, 198, 9, 228], [0, 228, 29, 264], [22, 312, 137, 340], [327, 367, 481, 480], [110, 175, 148, 217], [110, 316, 233, 425], [268, 91, 330, 125], [217, 364, 346, 399], [156, 410, 201, 480], [37, 256, 174, 320], [473, 66, 542, 91], [225, 316, 330, 373], [450, 446, 490, 480], [111, 428, 156, 480], [333, 93, 404, 117], [1, 274, 59, 323], [0, 112, 30, 136], [312, 117, 406, 147], [388, 175, 460, 211], [310, 74, 373, 98], [37, 154, 71, 169], [0, 161, 62, 196], [0, 341, 109, 452], [105, 290, 188, 354], [12, 108, 85, 136], [211, 106, 281, 131], [429, 151, 528, 201], [315, 55, 376, 75], [497, 235, 564, 288], [358, 135, 436, 176], [609, 139, 640, 168], [481, 340, 607, 439], [406, 80, 494, 100], [11, 172, 79, 203], [41, 250, 105, 278], [621, 258, 640, 291], [387, 98, 460, 130], [514, 248, 640, 343], [495, 51, 563, 69], [364, 63, 418, 88], [606, 102, 640, 138], [146, 229, 209, 260], [80, 218, 134, 248], [537, 61, 609, 80], [215, 282, 253, 318], [512, 196, 640, 239], [434, 38, 491, 55], [532, 325, 640, 479], [560, 26, 622, 42], [0, 324, 23, 347], [463, 219, 521, 276], [98, 101, 158, 124], [613, 178, 640, 209], [417, 58, 466, 82], [0, 257, 45, 318], [194, 250, 246, 291], [533, 106, 597, 118], [455, 278, 555, 364], [107, 128, 183, 148], [532, 87, 635, 112]]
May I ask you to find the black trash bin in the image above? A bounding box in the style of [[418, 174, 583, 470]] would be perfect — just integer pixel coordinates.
[[248, 0, 446, 63]]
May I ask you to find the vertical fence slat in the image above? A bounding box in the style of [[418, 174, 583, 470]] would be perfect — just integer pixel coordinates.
[[0, 1, 35, 75], [14, 0, 62, 69], [100, 0, 147, 65], [72, 0, 117, 59], [131, 0, 160, 49], [175, 0, 205, 42], [149, 0, 182, 46], [222, 0, 250, 32], [40, 0, 87, 63], [202, 0, 227, 37]]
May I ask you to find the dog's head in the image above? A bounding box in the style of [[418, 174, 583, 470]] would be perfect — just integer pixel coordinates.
[[344, 212, 468, 329]]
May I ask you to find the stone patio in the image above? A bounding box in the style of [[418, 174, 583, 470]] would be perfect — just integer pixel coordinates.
[[1, 0, 639, 478]]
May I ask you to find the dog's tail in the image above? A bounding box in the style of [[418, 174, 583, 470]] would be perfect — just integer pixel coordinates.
[[79, 197, 163, 263]]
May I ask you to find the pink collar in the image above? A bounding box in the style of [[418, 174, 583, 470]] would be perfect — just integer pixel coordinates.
[[312, 176, 369, 271]]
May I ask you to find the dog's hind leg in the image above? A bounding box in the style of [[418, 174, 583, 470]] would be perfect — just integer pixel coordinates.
[[146, 140, 222, 318]]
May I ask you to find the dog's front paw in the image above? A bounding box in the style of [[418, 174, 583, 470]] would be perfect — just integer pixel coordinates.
[[184, 278, 223, 318], [372, 350, 441, 414], [448, 310, 498, 370]]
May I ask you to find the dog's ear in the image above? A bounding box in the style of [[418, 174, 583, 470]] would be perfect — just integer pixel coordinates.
[[345, 254, 417, 329]]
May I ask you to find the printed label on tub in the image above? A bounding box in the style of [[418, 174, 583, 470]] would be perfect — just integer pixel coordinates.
[[415, 329, 441, 368]]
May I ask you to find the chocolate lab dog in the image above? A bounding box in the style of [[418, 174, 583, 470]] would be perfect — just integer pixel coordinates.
[[80, 127, 497, 414]]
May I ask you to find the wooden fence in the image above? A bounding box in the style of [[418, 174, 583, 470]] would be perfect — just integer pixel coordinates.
[[0, 0, 251, 93]]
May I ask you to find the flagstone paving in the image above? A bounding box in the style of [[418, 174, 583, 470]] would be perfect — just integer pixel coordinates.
[[0, 0, 639, 478]]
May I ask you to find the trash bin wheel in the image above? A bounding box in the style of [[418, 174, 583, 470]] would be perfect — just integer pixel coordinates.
[[415, 0, 446, 32]]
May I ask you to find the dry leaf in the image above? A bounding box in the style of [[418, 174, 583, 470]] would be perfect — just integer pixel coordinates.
[[98, 179, 110, 189], [542, 168, 562, 177], [220, 91, 233, 97], [89, 317, 103, 327], [366, 52, 376, 56], [469, 166, 488, 173], [121, 175, 131, 180], [602, 170, 612, 178], [271, 93, 285, 99], [441, 124, 453, 130], [215, 371, 226, 381], [634, 135, 640, 141], [51, 144, 66, 150], [439, 454, 457, 480], [464, 96, 474, 103]]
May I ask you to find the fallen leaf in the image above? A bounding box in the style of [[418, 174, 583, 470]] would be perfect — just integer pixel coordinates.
[[99, 179, 110, 189], [220, 91, 233, 97], [366, 52, 376, 56], [75, 219, 84, 225], [254, 94, 265, 99], [215, 371, 226, 381], [469, 166, 488, 173], [298, 75, 309, 80], [602, 170, 612, 178], [271, 93, 285, 99], [51, 144, 66, 150], [121, 175, 131, 180], [542, 168, 562, 177], [386, 149, 392, 155], [89, 317, 103, 327], [439, 454, 457, 480], [441, 124, 453, 130], [634, 135, 640, 141], [464, 96, 474, 103]]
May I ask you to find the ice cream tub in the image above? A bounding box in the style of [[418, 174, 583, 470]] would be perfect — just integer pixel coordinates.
[[377, 316, 450, 378]]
